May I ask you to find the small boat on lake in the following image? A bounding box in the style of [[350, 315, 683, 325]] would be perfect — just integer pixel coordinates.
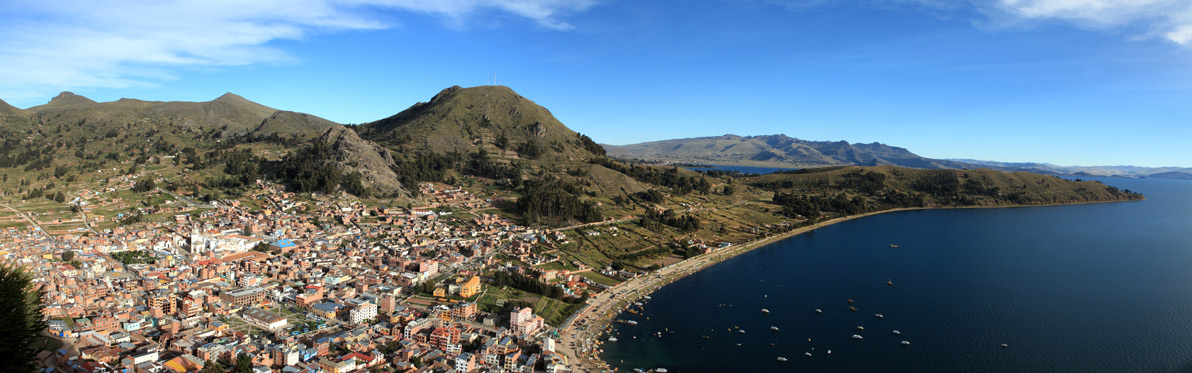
[[805, 352, 812, 357], [608, 337, 618, 342], [875, 314, 883, 318], [761, 308, 770, 314], [852, 335, 863, 340], [770, 326, 779, 331], [892, 330, 901, 335], [847, 299, 855, 303], [856, 326, 864, 331], [739, 330, 746, 334], [815, 309, 822, 313], [849, 306, 857, 312], [901, 341, 911, 346], [1001, 343, 1009, 348], [890, 244, 899, 248], [777, 357, 788, 362], [887, 279, 893, 286]]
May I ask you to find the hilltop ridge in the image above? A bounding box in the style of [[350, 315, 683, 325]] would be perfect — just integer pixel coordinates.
[[604, 134, 971, 169]]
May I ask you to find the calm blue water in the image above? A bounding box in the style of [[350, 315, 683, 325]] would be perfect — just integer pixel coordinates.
[[602, 177, 1192, 372], [685, 165, 797, 174]]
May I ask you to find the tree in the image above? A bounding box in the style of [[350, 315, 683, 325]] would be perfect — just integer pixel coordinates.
[[235, 353, 252, 373], [132, 179, 156, 193], [62, 250, 75, 262], [0, 262, 47, 372], [723, 185, 735, 196], [200, 360, 227, 373]]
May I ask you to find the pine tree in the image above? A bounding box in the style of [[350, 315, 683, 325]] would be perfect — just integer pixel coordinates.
[[0, 263, 47, 372]]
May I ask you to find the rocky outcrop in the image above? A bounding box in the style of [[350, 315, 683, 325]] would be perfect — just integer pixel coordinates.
[[314, 126, 407, 197]]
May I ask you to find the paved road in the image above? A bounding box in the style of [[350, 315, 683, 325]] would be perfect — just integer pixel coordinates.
[[77, 205, 99, 235], [1, 203, 51, 239], [159, 188, 211, 210]]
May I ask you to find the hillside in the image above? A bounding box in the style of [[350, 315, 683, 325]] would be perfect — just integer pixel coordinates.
[[0, 98, 26, 118], [356, 85, 653, 197], [249, 110, 339, 141], [271, 126, 407, 197], [358, 85, 602, 160], [0, 86, 1148, 235], [748, 166, 1143, 218], [605, 134, 970, 169]]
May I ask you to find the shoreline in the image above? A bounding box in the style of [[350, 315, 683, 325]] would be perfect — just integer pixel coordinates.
[[555, 197, 1143, 371]]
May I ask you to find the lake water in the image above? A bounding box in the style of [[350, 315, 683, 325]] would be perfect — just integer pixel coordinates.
[[601, 177, 1192, 372], [685, 165, 797, 174]]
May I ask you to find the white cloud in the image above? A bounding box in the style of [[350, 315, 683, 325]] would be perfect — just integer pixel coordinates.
[[989, 0, 1192, 45], [0, 0, 597, 105]]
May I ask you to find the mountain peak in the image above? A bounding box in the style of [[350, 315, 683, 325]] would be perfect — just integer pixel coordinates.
[[209, 92, 277, 118], [214, 92, 248, 103], [45, 91, 97, 107], [360, 84, 590, 158]]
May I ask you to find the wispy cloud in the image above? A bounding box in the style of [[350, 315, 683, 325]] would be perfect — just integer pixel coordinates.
[[0, 0, 597, 105], [756, 0, 1192, 47], [982, 1, 1192, 46]]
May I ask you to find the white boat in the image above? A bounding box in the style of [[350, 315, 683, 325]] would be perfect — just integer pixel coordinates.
[[815, 309, 822, 313], [1001, 343, 1009, 348], [804, 352, 812, 357], [608, 337, 618, 342], [655, 368, 668, 373], [776, 357, 788, 362], [633, 369, 644, 373], [875, 314, 883, 318], [761, 308, 770, 314], [856, 326, 864, 331], [739, 330, 746, 334], [901, 341, 910, 345], [852, 334, 863, 340], [892, 330, 901, 335], [770, 326, 779, 331]]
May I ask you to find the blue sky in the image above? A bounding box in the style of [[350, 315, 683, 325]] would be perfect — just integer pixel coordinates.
[[2, 0, 1191, 167]]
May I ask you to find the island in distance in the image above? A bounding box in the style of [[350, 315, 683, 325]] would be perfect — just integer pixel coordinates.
[[604, 134, 1192, 179]]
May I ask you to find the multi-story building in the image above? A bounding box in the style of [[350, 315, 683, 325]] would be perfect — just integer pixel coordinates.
[[220, 287, 265, 308], [148, 290, 176, 315], [455, 352, 475, 372], [93, 316, 118, 334], [459, 275, 481, 298], [451, 302, 477, 321], [404, 319, 431, 340], [350, 302, 377, 324], [429, 326, 460, 351], [379, 294, 396, 314], [510, 307, 544, 335], [178, 297, 202, 319]]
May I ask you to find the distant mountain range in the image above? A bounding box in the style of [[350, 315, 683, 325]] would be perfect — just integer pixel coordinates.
[[605, 134, 1192, 179]]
